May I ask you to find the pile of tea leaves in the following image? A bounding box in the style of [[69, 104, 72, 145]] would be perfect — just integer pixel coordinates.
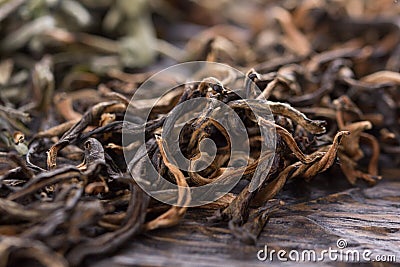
[[0, 0, 399, 266]]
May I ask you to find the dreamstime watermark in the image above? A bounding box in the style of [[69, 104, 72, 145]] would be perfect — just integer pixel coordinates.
[[257, 238, 397, 263], [122, 61, 277, 207]]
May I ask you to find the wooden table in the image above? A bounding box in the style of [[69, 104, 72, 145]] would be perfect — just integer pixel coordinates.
[[90, 173, 400, 266]]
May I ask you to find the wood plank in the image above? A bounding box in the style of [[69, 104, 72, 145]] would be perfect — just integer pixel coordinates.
[[89, 177, 400, 266]]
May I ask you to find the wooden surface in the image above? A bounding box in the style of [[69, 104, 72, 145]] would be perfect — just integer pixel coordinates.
[[89, 174, 400, 267]]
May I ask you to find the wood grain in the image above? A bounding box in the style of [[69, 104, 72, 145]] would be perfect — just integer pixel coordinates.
[[89, 176, 400, 267]]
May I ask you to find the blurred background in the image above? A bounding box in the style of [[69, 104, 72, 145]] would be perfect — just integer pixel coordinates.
[[0, 0, 399, 155], [0, 0, 399, 72]]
